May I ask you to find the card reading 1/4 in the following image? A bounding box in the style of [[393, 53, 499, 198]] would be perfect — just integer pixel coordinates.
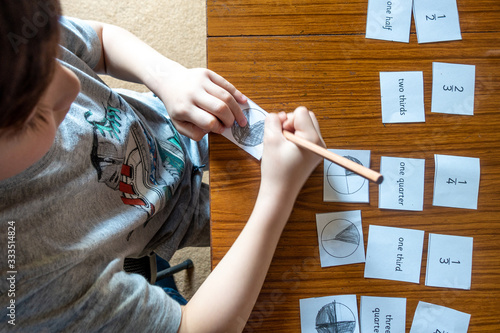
[[364, 225, 425, 284], [413, 0, 461, 43], [221, 98, 268, 160], [380, 72, 425, 123], [425, 233, 473, 290], [365, 0, 413, 43], [379, 156, 425, 211], [410, 302, 470, 333], [431, 62, 476, 115], [433, 154, 480, 209]]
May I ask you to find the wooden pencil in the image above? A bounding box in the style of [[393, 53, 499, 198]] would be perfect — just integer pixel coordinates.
[[283, 130, 384, 184]]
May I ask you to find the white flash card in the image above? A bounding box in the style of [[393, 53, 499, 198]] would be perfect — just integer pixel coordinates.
[[379, 156, 425, 211], [324, 149, 370, 203], [431, 62, 476, 115], [300, 295, 360, 333], [433, 154, 480, 209], [222, 98, 268, 160], [426, 233, 473, 290], [364, 225, 425, 284], [366, 0, 413, 43], [360, 296, 406, 333], [413, 0, 461, 43], [410, 302, 470, 333], [316, 211, 365, 268], [380, 72, 425, 123]]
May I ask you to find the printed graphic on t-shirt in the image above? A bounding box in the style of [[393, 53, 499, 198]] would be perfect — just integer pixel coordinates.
[[85, 93, 185, 224]]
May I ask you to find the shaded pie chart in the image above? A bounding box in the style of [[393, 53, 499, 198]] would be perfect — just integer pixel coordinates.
[[231, 108, 266, 147], [320, 219, 360, 258], [326, 155, 366, 195]]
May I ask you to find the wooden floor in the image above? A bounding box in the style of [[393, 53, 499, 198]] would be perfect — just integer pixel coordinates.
[[208, 1, 500, 331]]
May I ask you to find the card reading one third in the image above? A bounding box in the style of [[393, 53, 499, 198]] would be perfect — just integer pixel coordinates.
[[364, 225, 425, 284]]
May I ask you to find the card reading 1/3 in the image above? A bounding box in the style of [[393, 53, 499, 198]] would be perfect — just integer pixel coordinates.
[[425, 233, 473, 290], [431, 62, 476, 115], [365, 0, 413, 43], [380, 72, 425, 123]]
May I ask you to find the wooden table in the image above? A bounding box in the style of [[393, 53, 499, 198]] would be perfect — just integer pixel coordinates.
[[207, 1, 500, 331]]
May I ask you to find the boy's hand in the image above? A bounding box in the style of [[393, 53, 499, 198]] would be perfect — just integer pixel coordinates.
[[260, 107, 325, 198], [155, 68, 248, 141]]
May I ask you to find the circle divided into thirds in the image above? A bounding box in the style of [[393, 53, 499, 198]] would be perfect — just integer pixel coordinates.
[[320, 219, 360, 258]]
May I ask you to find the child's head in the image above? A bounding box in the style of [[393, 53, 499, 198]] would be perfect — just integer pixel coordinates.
[[0, 0, 80, 180]]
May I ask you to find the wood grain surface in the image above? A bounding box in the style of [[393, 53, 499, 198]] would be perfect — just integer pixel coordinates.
[[208, 1, 500, 331]]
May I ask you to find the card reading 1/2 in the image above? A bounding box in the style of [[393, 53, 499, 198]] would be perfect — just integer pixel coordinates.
[[364, 225, 425, 284], [379, 156, 425, 211], [380, 72, 425, 123], [410, 302, 470, 333], [433, 154, 480, 209], [365, 0, 413, 43], [431, 62, 476, 115], [425, 233, 473, 290], [413, 0, 461, 43], [360, 296, 407, 333], [221, 98, 268, 160]]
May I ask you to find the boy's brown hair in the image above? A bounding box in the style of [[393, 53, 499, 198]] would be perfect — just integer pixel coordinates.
[[0, 0, 62, 132]]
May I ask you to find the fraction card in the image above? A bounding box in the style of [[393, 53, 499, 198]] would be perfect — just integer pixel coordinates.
[[425, 233, 473, 290], [433, 154, 480, 209], [380, 72, 425, 123], [315, 211, 365, 268], [365, 0, 413, 43], [324, 149, 370, 203], [360, 296, 406, 333], [222, 98, 268, 160], [413, 0, 461, 43], [410, 302, 470, 333], [431, 62, 476, 115], [364, 225, 425, 284], [379, 156, 425, 211], [300, 294, 360, 333]]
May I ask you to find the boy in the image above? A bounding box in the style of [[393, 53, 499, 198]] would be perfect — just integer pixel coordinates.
[[0, 1, 325, 332]]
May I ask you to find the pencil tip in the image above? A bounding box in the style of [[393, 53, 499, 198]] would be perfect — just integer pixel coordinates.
[[376, 175, 384, 184]]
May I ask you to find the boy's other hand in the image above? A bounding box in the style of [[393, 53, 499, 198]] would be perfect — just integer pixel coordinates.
[[157, 68, 247, 141], [260, 107, 325, 199]]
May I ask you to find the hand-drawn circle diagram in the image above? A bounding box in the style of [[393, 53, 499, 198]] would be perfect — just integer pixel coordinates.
[[320, 219, 360, 258], [315, 300, 356, 333], [326, 155, 366, 195], [231, 108, 266, 147]]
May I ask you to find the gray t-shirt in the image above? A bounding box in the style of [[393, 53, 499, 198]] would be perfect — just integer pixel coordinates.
[[0, 17, 209, 332]]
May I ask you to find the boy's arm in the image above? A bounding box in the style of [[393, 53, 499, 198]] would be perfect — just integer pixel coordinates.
[[178, 107, 324, 333], [85, 20, 247, 141]]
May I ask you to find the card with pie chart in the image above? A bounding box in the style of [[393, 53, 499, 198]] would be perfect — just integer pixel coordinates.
[[323, 149, 371, 203], [316, 210, 366, 268], [221, 98, 268, 160]]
